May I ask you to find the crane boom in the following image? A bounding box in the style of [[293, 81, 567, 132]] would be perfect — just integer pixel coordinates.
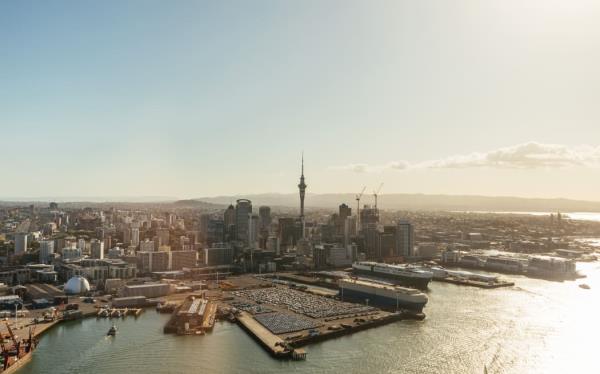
[[355, 186, 367, 232], [373, 183, 384, 210]]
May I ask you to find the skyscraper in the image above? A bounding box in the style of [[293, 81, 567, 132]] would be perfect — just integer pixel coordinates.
[[396, 220, 415, 258], [131, 227, 140, 247], [298, 153, 307, 238], [235, 199, 252, 244], [224, 204, 236, 241], [14, 233, 28, 255], [39, 239, 55, 264], [91, 239, 104, 259]]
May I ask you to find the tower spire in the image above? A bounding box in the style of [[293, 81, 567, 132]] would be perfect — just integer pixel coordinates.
[[298, 152, 307, 239]]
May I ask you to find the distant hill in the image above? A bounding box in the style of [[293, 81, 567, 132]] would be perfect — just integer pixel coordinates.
[[192, 193, 600, 212]]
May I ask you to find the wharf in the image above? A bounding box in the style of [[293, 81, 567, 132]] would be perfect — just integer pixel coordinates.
[[236, 311, 303, 359], [434, 277, 514, 289], [163, 296, 217, 335]]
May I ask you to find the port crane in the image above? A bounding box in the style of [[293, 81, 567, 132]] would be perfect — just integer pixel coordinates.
[[355, 186, 366, 232], [373, 183, 384, 210]]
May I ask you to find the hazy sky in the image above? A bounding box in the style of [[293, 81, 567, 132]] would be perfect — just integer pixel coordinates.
[[2, 0, 600, 200]]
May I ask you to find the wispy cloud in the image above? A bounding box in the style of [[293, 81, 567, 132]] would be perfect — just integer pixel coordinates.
[[332, 142, 600, 173]]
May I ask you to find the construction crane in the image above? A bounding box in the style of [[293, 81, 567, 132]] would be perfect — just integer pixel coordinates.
[[4, 322, 18, 356], [355, 186, 366, 232], [373, 183, 384, 210]]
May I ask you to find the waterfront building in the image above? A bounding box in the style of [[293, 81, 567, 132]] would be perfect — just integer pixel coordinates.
[[170, 250, 197, 270], [203, 243, 234, 267]]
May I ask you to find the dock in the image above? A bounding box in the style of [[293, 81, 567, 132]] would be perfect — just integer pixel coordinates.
[[236, 311, 305, 359], [435, 277, 514, 288], [163, 296, 217, 335]]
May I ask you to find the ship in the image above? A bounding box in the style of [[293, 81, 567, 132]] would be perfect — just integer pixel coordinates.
[[527, 256, 579, 279], [484, 257, 524, 273], [352, 262, 433, 289], [338, 278, 428, 312]]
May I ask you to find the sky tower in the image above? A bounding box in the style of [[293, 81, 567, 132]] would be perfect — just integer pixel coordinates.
[[298, 153, 307, 237]]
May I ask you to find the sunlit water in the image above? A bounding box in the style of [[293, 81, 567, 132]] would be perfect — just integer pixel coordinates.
[[456, 211, 600, 222], [20, 263, 600, 374]]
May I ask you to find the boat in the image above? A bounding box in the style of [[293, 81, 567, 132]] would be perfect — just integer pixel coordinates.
[[352, 262, 433, 289], [339, 278, 428, 312], [579, 283, 590, 290], [107, 325, 117, 336], [527, 256, 579, 279]]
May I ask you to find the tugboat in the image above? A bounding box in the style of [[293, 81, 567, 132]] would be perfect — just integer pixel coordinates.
[[579, 283, 591, 290], [107, 324, 117, 336]]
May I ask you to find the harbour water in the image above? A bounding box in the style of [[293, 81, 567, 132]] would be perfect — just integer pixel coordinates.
[[20, 262, 600, 374]]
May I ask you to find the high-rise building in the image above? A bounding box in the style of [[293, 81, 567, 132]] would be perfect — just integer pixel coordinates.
[[223, 205, 236, 241], [39, 239, 55, 264], [235, 199, 252, 243], [297, 154, 307, 238], [14, 233, 28, 255], [77, 238, 86, 253], [278, 217, 297, 248], [248, 214, 259, 248], [156, 228, 170, 248], [104, 236, 112, 252], [91, 239, 104, 259], [364, 226, 381, 259], [170, 250, 197, 270], [131, 227, 140, 247], [337, 203, 352, 235], [203, 243, 234, 266], [123, 227, 131, 244], [360, 206, 379, 231], [344, 216, 357, 247], [207, 219, 225, 245], [258, 206, 272, 230], [396, 220, 415, 258]]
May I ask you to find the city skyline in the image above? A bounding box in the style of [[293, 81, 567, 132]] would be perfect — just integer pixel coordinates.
[[3, 1, 600, 200]]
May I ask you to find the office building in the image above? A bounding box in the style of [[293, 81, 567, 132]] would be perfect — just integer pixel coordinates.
[[203, 243, 234, 266], [39, 239, 55, 264], [397, 220, 415, 258], [91, 239, 104, 259], [14, 233, 28, 255], [235, 199, 252, 243]]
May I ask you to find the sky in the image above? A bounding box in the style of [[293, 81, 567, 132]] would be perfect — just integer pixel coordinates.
[[1, 0, 600, 201]]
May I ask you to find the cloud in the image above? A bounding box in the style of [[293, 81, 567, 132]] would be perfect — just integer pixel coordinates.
[[332, 161, 410, 173], [332, 142, 600, 173]]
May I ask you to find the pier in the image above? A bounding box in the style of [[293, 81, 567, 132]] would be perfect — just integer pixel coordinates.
[[236, 311, 305, 360]]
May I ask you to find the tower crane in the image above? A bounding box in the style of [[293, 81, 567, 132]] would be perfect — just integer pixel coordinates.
[[355, 186, 366, 232], [373, 183, 384, 210]]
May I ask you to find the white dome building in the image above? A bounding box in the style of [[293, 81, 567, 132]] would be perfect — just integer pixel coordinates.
[[64, 276, 91, 295]]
